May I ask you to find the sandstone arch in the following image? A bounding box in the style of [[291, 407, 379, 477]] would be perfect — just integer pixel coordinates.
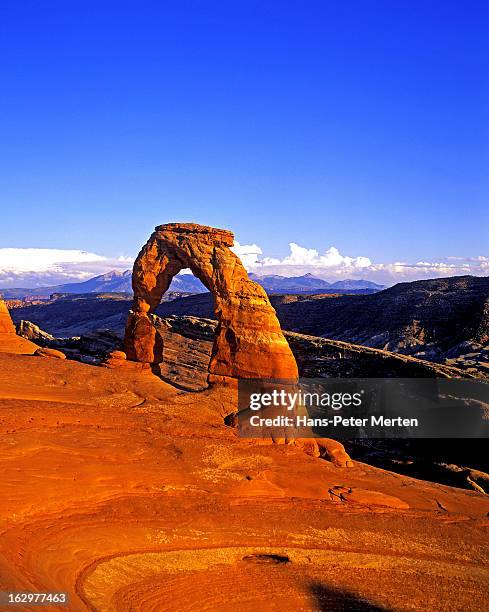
[[124, 223, 298, 384]]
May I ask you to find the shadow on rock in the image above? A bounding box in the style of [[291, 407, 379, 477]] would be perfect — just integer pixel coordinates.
[[309, 581, 391, 612]]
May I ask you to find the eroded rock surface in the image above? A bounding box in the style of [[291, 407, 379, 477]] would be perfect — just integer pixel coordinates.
[[0, 352, 488, 611], [124, 223, 298, 383], [329, 486, 410, 509], [146, 315, 478, 390]]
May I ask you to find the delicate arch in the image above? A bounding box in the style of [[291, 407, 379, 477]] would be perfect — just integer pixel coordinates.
[[124, 223, 298, 384]]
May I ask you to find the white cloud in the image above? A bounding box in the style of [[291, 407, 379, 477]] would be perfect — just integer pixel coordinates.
[[272, 243, 372, 269], [233, 242, 372, 272], [0, 248, 107, 273], [231, 241, 489, 285], [0, 248, 133, 288], [231, 242, 263, 268]]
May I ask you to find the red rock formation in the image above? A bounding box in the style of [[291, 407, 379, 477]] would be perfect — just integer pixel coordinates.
[[34, 347, 67, 360], [0, 299, 15, 334], [124, 223, 298, 383], [0, 299, 39, 354]]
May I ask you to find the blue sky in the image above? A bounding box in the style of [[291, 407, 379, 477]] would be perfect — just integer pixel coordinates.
[[0, 1, 488, 285]]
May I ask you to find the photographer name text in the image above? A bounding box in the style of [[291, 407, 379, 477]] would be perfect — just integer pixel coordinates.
[[248, 415, 419, 428]]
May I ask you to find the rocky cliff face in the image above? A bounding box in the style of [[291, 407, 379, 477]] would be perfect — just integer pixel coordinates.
[[274, 276, 489, 356], [151, 316, 216, 390], [136, 315, 476, 391]]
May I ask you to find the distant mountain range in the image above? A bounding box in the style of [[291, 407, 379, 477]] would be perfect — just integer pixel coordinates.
[[0, 270, 207, 298], [249, 273, 384, 293], [0, 271, 384, 299]]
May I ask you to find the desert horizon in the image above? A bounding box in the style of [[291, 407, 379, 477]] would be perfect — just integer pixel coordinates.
[[1, 238, 488, 290]]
